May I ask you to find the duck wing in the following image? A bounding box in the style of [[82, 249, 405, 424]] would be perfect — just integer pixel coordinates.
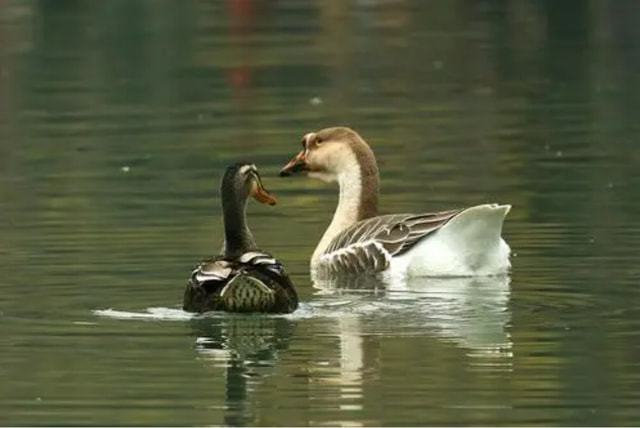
[[319, 210, 462, 275], [192, 258, 232, 283], [190, 251, 279, 289], [236, 251, 282, 275], [235, 251, 298, 312], [186, 251, 298, 313]]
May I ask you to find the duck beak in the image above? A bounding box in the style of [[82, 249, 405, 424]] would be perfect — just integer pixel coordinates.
[[250, 174, 277, 206], [279, 150, 308, 177]]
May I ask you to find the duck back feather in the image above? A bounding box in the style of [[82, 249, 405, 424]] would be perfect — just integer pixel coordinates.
[[184, 251, 298, 313]]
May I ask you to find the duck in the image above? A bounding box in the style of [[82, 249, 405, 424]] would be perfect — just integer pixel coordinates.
[[183, 163, 298, 314], [279, 126, 511, 279]]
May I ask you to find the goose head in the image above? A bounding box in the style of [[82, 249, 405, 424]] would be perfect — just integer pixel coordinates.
[[222, 163, 277, 206], [279, 126, 378, 183]]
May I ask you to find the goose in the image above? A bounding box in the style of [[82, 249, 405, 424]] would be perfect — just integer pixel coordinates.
[[183, 163, 298, 313], [279, 127, 511, 279]]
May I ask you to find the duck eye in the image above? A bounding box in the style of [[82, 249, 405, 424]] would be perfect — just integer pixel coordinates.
[[245, 172, 256, 185], [316, 137, 323, 145], [239, 165, 254, 178]]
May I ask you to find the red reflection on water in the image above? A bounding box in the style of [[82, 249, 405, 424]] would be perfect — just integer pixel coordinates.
[[225, 0, 258, 99]]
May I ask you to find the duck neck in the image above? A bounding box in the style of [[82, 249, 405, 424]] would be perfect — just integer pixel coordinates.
[[221, 191, 256, 258], [312, 151, 379, 262]]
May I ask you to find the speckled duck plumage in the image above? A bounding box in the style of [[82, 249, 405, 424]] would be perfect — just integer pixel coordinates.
[[183, 163, 298, 314]]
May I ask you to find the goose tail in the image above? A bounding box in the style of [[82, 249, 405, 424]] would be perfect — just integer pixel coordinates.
[[402, 204, 512, 277]]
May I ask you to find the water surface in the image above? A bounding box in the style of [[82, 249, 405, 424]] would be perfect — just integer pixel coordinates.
[[1, 1, 640, 426]]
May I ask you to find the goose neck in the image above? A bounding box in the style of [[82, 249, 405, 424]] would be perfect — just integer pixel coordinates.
[[312, 152, 379, 261]]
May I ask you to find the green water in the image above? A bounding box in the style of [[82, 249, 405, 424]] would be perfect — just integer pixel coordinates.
[[1, 1, 639, 426]]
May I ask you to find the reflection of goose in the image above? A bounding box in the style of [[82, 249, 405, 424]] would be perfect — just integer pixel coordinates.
[[190, 316, 296, 425], [314, 274, 512, 356], [399, 276, 512, 355], [279, 127, 511, 278], [300, 275, 512, 425], [336, 316, 365, 412], [183, 164, 298, 314]]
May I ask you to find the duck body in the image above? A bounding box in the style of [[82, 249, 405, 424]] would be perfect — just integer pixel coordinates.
[[280, 127, 511, 279], [184, 250, 298, 313], [183, 163, 298, 314]]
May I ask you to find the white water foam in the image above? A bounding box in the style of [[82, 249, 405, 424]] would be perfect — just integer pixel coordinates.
[[92, 278, 512, 356], [92, 300, 378, 322], [93, 307, 195, 321]]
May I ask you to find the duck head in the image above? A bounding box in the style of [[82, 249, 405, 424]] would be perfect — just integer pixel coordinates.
[[279, 126, 377, 183], [223, 163, 277, 206]]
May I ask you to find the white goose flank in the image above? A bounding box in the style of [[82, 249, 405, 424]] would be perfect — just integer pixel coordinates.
[[279, 127, 511, 279]]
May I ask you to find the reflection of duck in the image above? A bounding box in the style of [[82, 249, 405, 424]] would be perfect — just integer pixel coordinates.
[[280, 127, 511, 279], [190, 316, 296, 369], [190, 316, 296, 426], [183, 164, 298, 314]]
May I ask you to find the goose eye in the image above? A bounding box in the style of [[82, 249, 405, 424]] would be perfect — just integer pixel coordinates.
[[315, 137, 323, 145]]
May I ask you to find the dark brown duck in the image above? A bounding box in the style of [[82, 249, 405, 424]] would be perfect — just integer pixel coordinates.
[[183, 163, 298, 314]]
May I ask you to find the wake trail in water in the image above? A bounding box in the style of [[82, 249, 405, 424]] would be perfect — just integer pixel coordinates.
[[93, 307, 195, 321], [93, 299, 388, 322]]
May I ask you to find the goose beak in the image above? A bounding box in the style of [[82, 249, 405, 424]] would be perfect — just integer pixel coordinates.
[[250, 174, 277, 206], [279, 150, 308, 177]]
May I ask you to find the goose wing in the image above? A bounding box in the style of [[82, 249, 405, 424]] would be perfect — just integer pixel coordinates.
[[319, 210, 462, 274]]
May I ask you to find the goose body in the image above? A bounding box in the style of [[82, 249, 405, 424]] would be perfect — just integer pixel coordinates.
[[183, 164, 298, 314], [280, 127, 511, 279]]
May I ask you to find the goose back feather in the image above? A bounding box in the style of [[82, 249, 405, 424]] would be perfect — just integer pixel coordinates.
[[317, 209, 462, 276]]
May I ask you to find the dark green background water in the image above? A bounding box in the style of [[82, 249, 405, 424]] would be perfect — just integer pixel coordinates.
[[1, 1, 639, 426]]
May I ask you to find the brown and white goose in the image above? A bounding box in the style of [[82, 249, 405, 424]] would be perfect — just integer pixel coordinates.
[[279, 127, 511, 279]]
